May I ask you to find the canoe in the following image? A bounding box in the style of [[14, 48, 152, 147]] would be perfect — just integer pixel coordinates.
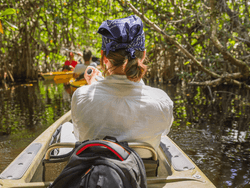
[[69, 78, 87, 93], [41, 71, 74, 83], [0, 110, 216, 188]]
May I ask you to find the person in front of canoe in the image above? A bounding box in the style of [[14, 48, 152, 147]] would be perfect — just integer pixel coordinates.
[[73, 49, 93, 81], [71, 15, 174, 158], [62, 52, 78, 71]]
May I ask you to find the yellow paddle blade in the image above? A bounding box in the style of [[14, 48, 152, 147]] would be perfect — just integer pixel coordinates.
[[0, 20, 3, 34]]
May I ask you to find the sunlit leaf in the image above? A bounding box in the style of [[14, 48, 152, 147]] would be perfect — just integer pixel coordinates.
[[0, 8, 16, 17]]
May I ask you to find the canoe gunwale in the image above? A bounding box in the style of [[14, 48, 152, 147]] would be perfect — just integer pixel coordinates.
[[0, 143, 42, 180], [160, 136, 195, 171]]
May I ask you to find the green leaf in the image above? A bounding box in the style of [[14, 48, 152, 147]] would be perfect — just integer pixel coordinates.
[[232, 32, 238, 37], [0, 8, 16, 17], [1, 47, 5, 53]]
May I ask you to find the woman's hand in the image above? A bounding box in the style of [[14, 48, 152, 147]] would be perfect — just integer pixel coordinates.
[[84, 66, 102, 85]]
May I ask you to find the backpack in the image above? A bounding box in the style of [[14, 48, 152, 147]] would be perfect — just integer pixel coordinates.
[[49, 136, 147, 188]]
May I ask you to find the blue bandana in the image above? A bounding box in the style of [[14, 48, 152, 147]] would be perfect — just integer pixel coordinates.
[[97, 15, 145, 59]]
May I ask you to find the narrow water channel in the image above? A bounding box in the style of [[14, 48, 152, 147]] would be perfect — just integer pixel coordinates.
[[0, 80, 249, 188]]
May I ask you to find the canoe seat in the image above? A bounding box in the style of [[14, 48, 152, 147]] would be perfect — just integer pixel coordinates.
[[43, 142, 159, 182], [43, 123, 160, 181], [56, 122, 157, 159]]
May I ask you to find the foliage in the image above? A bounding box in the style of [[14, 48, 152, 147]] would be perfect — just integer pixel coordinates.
[[0, 0, 132, 81], [0, 0, 250, 89], [0, 8, 18, 34]]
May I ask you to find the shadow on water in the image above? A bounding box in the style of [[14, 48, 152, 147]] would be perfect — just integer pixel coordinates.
[[0, 80, 250, 188]]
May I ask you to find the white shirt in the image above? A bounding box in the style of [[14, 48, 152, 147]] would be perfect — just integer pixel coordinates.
[[71, 75, 173, 155], [73, 64, 87, 74]]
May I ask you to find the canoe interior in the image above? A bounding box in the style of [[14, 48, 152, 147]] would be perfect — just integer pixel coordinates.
[[0, 111, 215, 188]]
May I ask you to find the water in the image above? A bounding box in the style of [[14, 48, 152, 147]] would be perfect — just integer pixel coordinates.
[[0, 80, 250, 188], [0, 81, 72, 174]]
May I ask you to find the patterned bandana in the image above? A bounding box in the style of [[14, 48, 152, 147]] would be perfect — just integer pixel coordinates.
[[97, 15, 145, 59]]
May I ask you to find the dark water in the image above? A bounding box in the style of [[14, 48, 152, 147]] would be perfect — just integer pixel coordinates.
[[0, 80, 250, 188]]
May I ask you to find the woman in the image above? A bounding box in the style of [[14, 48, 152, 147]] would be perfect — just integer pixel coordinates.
[[71, 15, 173, 157], [63, 52, 78, 71]]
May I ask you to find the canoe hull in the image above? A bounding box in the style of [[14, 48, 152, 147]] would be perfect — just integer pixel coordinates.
[[41, 71, 74, 83], [69, 78, 87, 93], [0, 111, 215, 188]]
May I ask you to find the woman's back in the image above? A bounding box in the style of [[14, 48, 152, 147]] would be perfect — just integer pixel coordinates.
[[71, 75, 173, 151], [71, 15, 174, 157]]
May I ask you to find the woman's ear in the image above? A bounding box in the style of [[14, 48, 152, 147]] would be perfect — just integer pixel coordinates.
[[140, 50, 146, 62], [103, 56, 108, 64]]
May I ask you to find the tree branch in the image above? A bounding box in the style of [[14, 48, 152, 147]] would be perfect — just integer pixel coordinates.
[[235, 37, 250, 46], [210, 0, 250, 78], [189, 75, 250, 89], [124, 0, 221, 79]]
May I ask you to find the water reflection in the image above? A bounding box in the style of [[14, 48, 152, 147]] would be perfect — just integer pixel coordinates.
[[165, 84, 250, 188], [0, 80, 250, 188], [0, 81, 71, 173]]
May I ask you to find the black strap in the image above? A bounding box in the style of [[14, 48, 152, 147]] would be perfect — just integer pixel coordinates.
[[75, 140, 130, 161]]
